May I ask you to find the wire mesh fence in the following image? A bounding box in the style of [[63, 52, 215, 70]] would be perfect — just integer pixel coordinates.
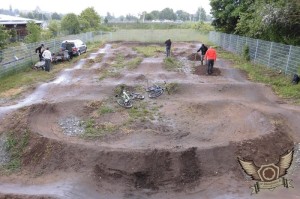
[[209, 31, 300, 75], [0, 31, 112, 78], [0, 29, 207, 78]]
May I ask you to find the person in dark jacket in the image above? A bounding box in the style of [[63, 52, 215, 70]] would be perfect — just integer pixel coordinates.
[[164, 39, 172, 57], [197, 44, 208, 65], [35, 44, 44, 61]]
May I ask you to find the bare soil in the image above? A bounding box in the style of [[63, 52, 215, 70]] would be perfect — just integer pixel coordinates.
[[0, 41, 299, 199]]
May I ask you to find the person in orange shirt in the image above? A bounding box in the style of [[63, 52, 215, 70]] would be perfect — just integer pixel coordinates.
[[204, 46, 217, 75]]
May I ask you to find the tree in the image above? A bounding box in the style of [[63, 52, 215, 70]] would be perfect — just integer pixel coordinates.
[[176, 10, 190, 21], [195, 7, 207, 21], [150, 10, 160, 20], [79, 7, 101, 31], [47, 20, 60, 37], [210, 0, 241, 33], [61, 13, 80, 34], [51, 12, 61, 20], [159, 8, 176, 21], [0, 25, 10, 49], [25, 21, 42, 43]]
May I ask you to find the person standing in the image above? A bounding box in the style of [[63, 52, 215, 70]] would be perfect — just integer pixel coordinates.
[[197, 44, 208, 65], [164, 39, 172, 57], [35, 44, 44, 61], [204, 46, 217, 75], [42, 47, 52, 72]]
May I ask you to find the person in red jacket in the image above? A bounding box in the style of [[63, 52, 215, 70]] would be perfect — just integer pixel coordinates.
[[204, 46, 217, 75]]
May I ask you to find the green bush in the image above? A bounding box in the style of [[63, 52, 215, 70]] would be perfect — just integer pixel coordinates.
[[242, 45, 250, 61]]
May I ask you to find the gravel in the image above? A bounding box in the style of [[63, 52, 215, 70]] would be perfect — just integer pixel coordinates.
[[58, 116, 85, 136]]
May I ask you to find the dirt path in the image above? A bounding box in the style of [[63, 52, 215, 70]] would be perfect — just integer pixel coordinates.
[[0, 42, 299, 199]]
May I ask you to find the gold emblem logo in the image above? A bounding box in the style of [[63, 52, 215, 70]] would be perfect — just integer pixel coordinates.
[[238, 149, 294, 194]]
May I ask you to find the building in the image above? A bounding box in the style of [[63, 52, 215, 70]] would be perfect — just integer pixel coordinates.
[[0, 14, 42, 40]]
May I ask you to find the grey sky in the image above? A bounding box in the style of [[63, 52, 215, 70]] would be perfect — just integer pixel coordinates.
[[1, 0, 212, 17]]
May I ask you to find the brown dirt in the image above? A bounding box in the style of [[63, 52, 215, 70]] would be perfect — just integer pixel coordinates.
[[0, 41, 299, 199]]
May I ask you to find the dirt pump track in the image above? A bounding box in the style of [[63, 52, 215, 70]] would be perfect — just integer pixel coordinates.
[[0, 41, 300, 199]]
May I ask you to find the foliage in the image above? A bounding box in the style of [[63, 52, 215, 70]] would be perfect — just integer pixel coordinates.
[[159, 8, 177, 21], [133, 45, 163, 57], [0, 25, 10, 49], [24, 21, 42, 43], [5, 130, 30, 171], [195, 7, 207, 21], [61, 13, 80, 34], [242, 45, 250, 61], [47, 20, 61, 37], [51, 12, 61, 20], [79, 7, 101, 31], [163, 57, 182, 71], [176, 10, 190, 21], [192, 22, 215, 33], [210, 0, 300, 45]]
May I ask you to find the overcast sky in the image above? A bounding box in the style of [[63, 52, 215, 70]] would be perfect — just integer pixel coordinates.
[[1, 0, 212, 17]]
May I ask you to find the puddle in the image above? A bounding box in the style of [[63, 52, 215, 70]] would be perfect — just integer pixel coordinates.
[[142, 57, 163, 63], [0, 180, 102, 199]]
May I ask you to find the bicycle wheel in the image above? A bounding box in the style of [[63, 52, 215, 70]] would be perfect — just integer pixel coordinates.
[[148, 89, 164, 98], [146, 85, 158, 92], [130, 93, 145, 100], [117, 98, 132, 108]]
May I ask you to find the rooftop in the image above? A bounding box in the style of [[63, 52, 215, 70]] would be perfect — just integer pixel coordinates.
[[0, 14, 42, 25]]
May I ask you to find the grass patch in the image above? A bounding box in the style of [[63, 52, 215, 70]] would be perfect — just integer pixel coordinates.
[[218, 48, 300, 103], [127, 57, 143, 70], [4, 130, 30, 171], [112, 54, 126, 68], [82, 118, 117, 138], [163, 57, 182, 71], [110, 29, 209, 43], [165, 82, 180, 94], [133, 45, 164, 57], [99, 69, 122, 80], [98, 105, 115, 115]]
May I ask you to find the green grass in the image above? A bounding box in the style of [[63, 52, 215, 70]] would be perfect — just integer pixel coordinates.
[[112, 54, 126, 68], [163, 57, 182, 71], [218, 48, 300, 103], [127, 57, 143, 70], [133, 45, 164, 57], [109, 29, 209, 43], [99, 69, 122, 80], [82, 118, 117, 138], [4, 130, 29, 171], [98, 105, 115, 115]]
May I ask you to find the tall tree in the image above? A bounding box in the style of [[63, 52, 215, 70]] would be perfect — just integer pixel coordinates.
[[0, 25, 10, 49], [51, 12, 61, 20], [159, 8, 176, 21], [195, 7, 207, 21], [61, 13, 80, 34], [47, 20, 60, 37], [25, 21, 42, 43], [79, 7, 101, 31], [176, 10, 190, 21]]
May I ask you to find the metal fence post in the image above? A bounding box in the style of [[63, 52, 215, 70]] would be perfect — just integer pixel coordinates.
[[254, 39, 259, 63], [285, 45, 292, 74], [267, 42, 273, 67]]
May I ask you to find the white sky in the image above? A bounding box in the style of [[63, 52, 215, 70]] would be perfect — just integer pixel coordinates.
[[1, 0, 212, 17]]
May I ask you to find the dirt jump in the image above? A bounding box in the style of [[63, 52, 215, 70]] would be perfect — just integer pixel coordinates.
[[0, 41, 300, 199]]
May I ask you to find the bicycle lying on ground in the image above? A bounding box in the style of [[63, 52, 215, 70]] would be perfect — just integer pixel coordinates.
[[146, 81, 169, 98], [115, 89, 144, 108]]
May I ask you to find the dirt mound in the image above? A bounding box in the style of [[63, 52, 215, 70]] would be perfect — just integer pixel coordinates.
[[193, 65, 221, 76], [187, 53, 201, 61]]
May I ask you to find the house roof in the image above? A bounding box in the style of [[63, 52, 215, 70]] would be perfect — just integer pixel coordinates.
[[0, 14, 42, 25]]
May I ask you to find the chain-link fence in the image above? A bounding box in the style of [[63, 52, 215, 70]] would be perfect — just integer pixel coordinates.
[[0, 31, 112, 78], [209, 31, 300, 75]]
